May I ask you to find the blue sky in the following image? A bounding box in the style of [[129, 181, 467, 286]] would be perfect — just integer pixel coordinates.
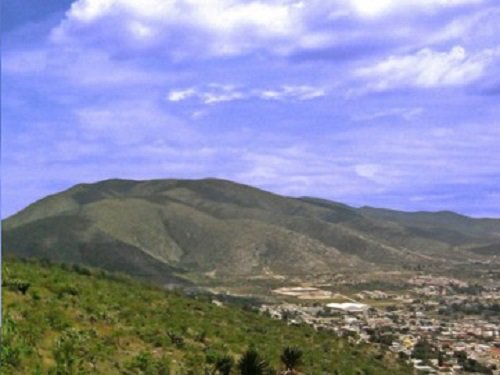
[[2, 0, 500, 217]]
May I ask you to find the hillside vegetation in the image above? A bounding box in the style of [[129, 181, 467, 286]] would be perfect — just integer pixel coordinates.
[[1, 258, 411, 374], [3, 178, 499, 286]]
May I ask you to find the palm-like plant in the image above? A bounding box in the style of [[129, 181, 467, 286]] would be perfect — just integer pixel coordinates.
[[238, 349, 270, 375], [214, 355, 234, 375], [280, 346, 303, 374]]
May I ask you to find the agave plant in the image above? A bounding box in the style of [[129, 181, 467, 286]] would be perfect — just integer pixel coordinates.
[[237, 349, 270, 375], [280, 346, 303, 374]]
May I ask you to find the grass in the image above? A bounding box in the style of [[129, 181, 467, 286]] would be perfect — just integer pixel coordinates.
[[1, 258, 411, 374]]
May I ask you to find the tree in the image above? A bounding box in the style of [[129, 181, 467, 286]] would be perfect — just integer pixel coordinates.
[[438, 351, 445, 367], [280, 347, 303, 374], [412, 339, 437, 362], [238, 349, 270, 375]]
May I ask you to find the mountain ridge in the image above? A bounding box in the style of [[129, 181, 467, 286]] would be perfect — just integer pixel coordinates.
[[3, 178, 499, 286]]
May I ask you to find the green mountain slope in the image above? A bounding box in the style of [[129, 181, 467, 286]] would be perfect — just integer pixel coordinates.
[[1, 258, 411, 374], [3, 178, 499, 285], [359, 206, 500, 246]]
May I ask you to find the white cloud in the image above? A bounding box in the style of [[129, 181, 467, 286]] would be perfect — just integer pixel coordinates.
[[427, 7, 500, 56], [348, 0, 394, 17], [68, 0, 296, 35], [48, 0, 495, 63], [356, 45, 500, 91], [167, 88, 196, 102], [167, 84, 326, 105], [234, 147, 367, 197], [258, 85, 326, 101], [52, 0, 307, 58], [346, 0, 485, 18], [167, 85, 245, 104], [354, 163, 379, 178], [353, 163, 407, 186], [202, 85, 245, 104]]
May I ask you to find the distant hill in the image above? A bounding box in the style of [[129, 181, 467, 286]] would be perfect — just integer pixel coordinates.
[[2, 258, 411, 374], [3, 178, 500, 285]]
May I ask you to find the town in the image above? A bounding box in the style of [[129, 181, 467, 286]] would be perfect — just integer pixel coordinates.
[[259, 276, 500, 375]]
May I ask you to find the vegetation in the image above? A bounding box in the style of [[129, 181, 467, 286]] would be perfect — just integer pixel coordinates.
[[237, 349, 270, 375], [411, 339, 438, 363], [280, 347, 303, 374], [1, 258, 411, 374], [454, 351, 493, 375], [4, 178, 499, 288], [439, 300, 500, 318]]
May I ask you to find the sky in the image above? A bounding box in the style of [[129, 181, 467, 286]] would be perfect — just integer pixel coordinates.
[[1, 0, 500, 218]]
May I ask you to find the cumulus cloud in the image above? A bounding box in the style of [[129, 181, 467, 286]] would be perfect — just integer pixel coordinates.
[[50, 0, 494, 61], [52, 0, 308, 58], [356, 45, 500, 91]]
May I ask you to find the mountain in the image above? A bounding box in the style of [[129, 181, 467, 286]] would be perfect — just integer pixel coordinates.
[[3, 178, 500, 285], [2, 258, 412, 374]]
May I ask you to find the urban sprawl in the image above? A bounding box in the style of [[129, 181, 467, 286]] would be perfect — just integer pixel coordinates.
[[258, 275, 500, 374]]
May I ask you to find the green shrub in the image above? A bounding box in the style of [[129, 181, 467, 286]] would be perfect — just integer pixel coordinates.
[[56, 284, 80, 298], [31, 289, 42, 301], [72, 264, 92, 276], [52, 329, 97, 374], [167, 331, 185, 349], [126, 351, 171, 375], [0, 317, 23, 370], [46, 306, 71, 330], [2, 279, 31, 295]]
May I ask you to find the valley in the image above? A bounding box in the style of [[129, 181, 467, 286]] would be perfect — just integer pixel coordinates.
[[2, 178, 500, 374]]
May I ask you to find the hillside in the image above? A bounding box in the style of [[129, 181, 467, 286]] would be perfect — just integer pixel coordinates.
[[3, 178, 500, 286], [1, 258, 411, 374]]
